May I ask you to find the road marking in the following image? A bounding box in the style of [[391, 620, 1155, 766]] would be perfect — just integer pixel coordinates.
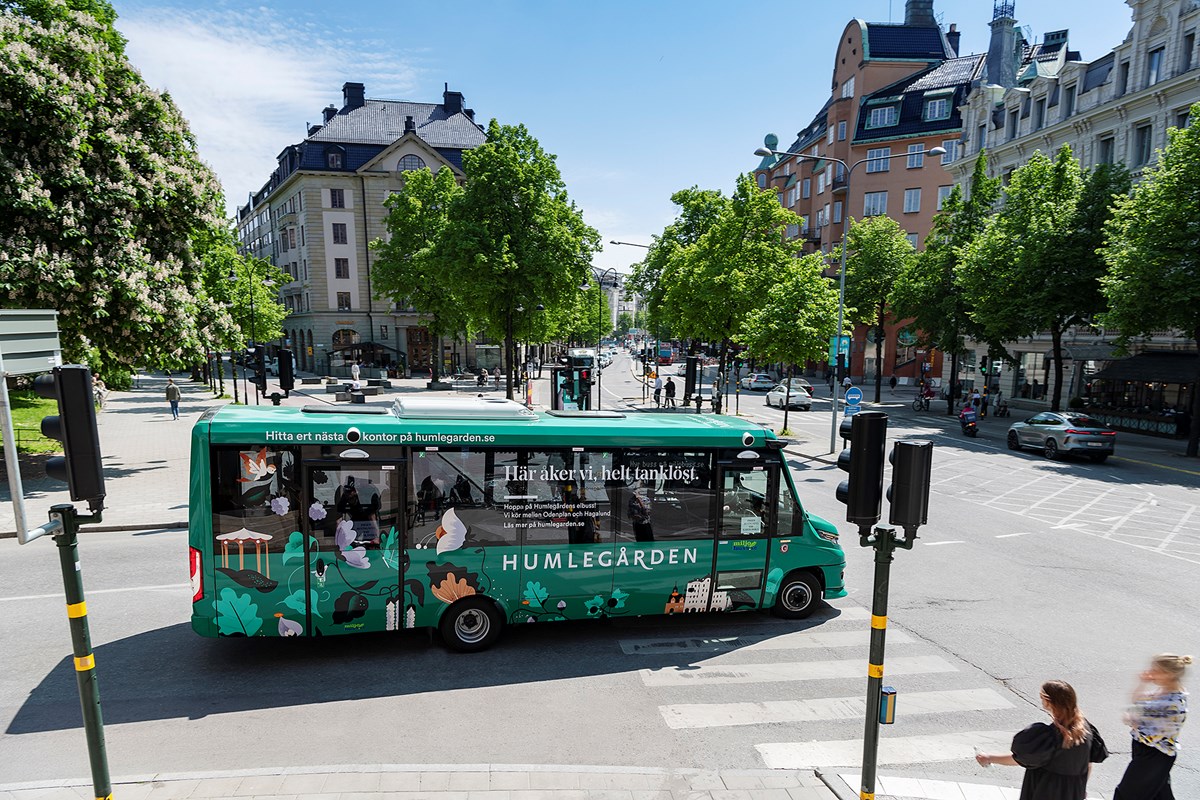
[[0, 582, 189, 603], [620, 629, 914, 655], [923, 540, 965, 546], [836, 774, 1022, 800], [640, 654, 956, 687], [659, 687, 1014, 729], [995, 532, 1034, 538], [1112, 454, 1200, 477], [1158, 506, 1196, 551], [757, 730, 1015, 769]]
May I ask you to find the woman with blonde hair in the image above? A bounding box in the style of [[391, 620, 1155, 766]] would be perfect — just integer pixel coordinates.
[[975, 679, 1107, 799], [1113, 653, 1190, 799]]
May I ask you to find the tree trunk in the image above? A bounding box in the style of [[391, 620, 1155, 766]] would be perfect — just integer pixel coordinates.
[[873, 307, 885, 404], [1049, 323, 1064, 412], [946, 352, 958, 415], [230, 349, 239, 404], [504, 312, 514, 401], [782, 365, 792, 433]]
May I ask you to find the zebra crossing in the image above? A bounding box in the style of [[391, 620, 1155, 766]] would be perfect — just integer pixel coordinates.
[[621, 601, 1035, 792]]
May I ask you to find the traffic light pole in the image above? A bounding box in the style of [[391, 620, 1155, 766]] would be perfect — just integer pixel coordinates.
[[51, 503, 112, 800]]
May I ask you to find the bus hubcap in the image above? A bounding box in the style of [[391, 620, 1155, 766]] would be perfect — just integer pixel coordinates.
[[783, 583, 811, 612], [455, 609, 489, 644]]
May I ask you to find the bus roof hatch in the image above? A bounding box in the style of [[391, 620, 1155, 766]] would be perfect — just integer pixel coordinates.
[[390, 396, 538, 420]]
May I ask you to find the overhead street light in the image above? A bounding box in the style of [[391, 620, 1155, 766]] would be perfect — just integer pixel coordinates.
[[753, 145, 945, 453], [609, 240, 651, 248]]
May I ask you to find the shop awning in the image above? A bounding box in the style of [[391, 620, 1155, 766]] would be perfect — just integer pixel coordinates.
[[1043, 343, 1123, 361], [1092, 352, 1200, 384]]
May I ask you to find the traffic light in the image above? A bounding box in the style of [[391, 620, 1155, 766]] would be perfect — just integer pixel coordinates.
[[887, 440, 934, 536], [277, 348, 295, 391], [979, 353, 988, 375], [33, 365, 105, 511], [835, 410, 888, 533], [252, 345, 267, 392]]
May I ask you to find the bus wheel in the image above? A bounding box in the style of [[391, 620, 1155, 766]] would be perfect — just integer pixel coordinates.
[[772, 571, 821, 619], [440, 597, 502, 652]]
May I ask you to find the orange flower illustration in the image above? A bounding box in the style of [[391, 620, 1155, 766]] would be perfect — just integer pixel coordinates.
[[430, 572, 477, 604]]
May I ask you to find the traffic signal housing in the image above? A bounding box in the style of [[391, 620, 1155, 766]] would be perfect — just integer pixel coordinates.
[[251, 345, 267, 392], [33, 365, 105, 511], [836, 410, 888, 534], [979, 353, 988, 375], [277, 348, 295, 392], [887, 440, 934, 536]]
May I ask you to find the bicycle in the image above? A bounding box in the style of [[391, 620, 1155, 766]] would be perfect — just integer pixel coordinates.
[[911, 394, 932, 412]]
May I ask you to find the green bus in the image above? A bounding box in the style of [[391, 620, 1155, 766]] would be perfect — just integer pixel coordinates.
[[188, 397, 846, 651]]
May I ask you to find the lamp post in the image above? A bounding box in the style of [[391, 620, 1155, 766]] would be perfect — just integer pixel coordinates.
[[229, 265, 275, 406], [753, 145, 944, 453], [608, 240, 653, 404], [581, 266, 618, 411]]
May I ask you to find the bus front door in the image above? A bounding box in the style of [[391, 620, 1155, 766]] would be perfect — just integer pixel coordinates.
[[303, 461, 406, 635], [713, 463, 774, 611]]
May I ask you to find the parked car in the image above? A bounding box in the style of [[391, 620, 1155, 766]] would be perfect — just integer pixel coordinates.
[[780, 377, 815, 396], [739, 373, 776, 391], [265, 357, 279, 376], [1006, 412, 1117, 463], [765, 384, 813, 410]]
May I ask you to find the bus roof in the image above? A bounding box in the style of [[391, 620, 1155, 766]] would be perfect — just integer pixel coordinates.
[[200, 398, 778, 450]]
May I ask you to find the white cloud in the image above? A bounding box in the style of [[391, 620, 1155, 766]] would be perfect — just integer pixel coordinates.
[[114, 6, 422, 215]]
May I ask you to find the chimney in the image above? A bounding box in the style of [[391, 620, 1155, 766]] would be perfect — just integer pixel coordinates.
[[404, 115, 416, 134], [905, 0, 936, 26], [322, 104, 337, 124], [307, 124, 321, 136], [947, 23, 961, 56], [342, 82, 365, 112], [442, 82, 464, 115], [987, 1, 1019, 88]]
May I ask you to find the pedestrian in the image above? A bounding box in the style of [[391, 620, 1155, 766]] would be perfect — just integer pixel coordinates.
[[992, 388, 1004, 417], [842, 375, 852, 390], [653, 373, 663, 407], [1113, 653, 1191, 800], [665, 377, 677, 408], [1032, 378, 1042, 400], [980, 386, 989, 418], [493, 365, 501, 388], [351, 360, 361, 383], [971, 387, 982, 415], [975, 679, 1107, 800], [889, 375, 897, 392], [166, 377, 181, 420]]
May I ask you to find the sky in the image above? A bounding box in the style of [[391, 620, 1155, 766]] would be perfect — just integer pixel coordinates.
[[110, 0, 1134, 273]]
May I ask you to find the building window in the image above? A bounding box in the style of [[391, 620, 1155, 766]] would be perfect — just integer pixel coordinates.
[[1119, 61, 1130, 95], [866, 147, 891, 173], [903, 188, 921, 213], [330, 188, 345, 208], [1176, 108, 1192, 130], [332, 222, 348, 245], [924, 97, 950, 121], [863, 191, 887, 216], [399, 154, 426, 172], [841, 76, 855, 98], [1133, 123, 1153, 166], [937, 185, 953, 210], [1007, 109, 1019, 141], [837, 120, 847, 141], [1034, 98, 1046, 130], [777, 193, 785, 207], [827, 126, 835, 145], [757, 173, 767, 188], [835, 162, 845, 181], [1098, 136, 1115, 164], [977, 123, 987, 153], [1063, 85, 1076, 119], [1147, 47, 1165, 87], [817, 171, 826, 194], [906, 144, 925, 169], [906, 233, 919, 248], [866, 106, 898, 129], [326, 150, 343, 169], [832, 201, 843, 224], [786, 223, 800, 238], [801, 178, 811, 199], [335, 258, 350, 279], [288, 228, 296, 249], [941, 139, 959, 164], [337, 292, 352, 311], [300, 225, 305, 247], [1184, 32, 1196, 73]]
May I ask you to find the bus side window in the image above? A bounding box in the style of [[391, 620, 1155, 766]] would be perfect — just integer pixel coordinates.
[[211, 446, 300, 557], [513, 450, 614, 546], [776, 468, 798, 536], [613, 451, 715, 542], [408, 449, 511, 549]]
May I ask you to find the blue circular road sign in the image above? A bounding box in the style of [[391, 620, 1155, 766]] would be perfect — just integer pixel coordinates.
[[844, 386, 863, 405]]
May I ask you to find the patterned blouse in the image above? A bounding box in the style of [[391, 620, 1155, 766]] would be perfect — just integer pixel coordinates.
[[1131, 690, 1188, 756]]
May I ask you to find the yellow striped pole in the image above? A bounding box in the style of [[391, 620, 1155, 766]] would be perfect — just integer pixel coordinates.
[[860, 526, 897, 800]]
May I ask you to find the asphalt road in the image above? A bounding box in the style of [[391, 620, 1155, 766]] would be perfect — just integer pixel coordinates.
[[1, 353, 1195, 799]]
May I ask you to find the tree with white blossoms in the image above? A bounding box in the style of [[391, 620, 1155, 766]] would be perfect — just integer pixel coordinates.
[[0, 0, 243, 378]]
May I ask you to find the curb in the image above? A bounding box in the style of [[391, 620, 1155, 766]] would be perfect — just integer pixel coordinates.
[[0, 521, 186, 540]]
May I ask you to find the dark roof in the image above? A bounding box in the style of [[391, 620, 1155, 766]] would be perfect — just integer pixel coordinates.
[[308, 99, 486, 149], [865, 23, 952, 61], [1081, 52, 1116, 94], [853, 54, 985, 144], [1093, 352, 1200, 384]]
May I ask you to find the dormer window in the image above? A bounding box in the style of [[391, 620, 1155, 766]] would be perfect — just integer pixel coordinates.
[[399, 154, 426, 172], [326, 147, 345, 170], [923, 97, 951, 121], [866, 105, 899, 129]]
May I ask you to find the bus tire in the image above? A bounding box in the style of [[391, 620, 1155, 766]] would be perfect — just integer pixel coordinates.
[[439, 597, 502, 653], [772, 571, 821, 619]]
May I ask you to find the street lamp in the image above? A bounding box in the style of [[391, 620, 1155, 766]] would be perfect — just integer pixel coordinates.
[[229, 266, 275, 405], [753, 145, 944, 453], [581, 266, 618, 411]]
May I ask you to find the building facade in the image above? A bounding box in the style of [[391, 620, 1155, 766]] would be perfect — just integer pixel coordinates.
[[236, 83, 486, 376], [946, 0, 1200, 418]]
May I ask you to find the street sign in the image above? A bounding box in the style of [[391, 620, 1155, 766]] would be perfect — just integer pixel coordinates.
[[845, 404, 861, 416], [845, 386, 863, 406], [827, 335, 851, 365]]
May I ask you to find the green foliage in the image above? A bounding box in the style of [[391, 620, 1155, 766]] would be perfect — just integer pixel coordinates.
[[740, 253, 839, 366], [616, 311, 634, 335], [0, 389, 58, 452], [0, 0, 240, 373]]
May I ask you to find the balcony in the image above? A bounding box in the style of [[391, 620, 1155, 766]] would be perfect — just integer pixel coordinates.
[[832, 176, 848, 194]]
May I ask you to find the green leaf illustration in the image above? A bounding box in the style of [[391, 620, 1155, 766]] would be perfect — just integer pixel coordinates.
[[282, 531, 309, 564], [380, 527, 400, 569], [216, 588, 263, 636], [523, 581, 549, 609], [610, 587, 629, 610], [281, 589, 321, 619], [585, 594, 606, 616]]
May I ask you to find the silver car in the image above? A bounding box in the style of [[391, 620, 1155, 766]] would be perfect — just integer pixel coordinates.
[[1007, 412, 1117, 463], [765, 384, 812, 410]]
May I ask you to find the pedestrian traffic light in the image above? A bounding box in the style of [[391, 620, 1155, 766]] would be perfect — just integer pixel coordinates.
[[835, 410, 888, 534], [33, 365, 106, 512], [277, 348, 294, 392], [887, 440, 934, 537]]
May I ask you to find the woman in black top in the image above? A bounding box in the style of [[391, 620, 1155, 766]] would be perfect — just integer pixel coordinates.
[[975, 680, 1107, 800]]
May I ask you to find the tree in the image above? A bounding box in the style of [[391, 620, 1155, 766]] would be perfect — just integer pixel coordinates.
[[1101, 104, 1200, 456], [616, 311, 634, 336], [892, 154, 1000, 414], [961, 145, 1113, 412], [740, 253, 840, 431], [838, 215, 915, 403], [439, 121, 600, 399], [658, 174, 802, 393], [372, 166, 467, 383], [0, 0, 239, 377]]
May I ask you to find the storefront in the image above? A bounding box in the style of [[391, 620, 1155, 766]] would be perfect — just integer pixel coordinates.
[[1085, 351, 1198, 439]]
